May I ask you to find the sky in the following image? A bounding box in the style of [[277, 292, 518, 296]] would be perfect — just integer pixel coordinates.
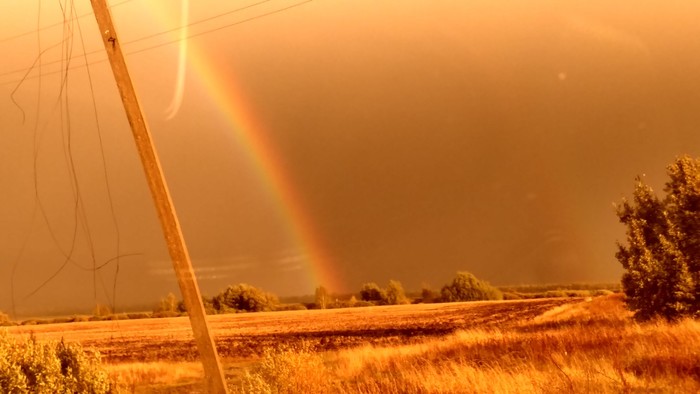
[[2, 0, 700, 316]]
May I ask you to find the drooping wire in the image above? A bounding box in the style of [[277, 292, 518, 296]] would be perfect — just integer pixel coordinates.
[[7, 0, 316, 314], [10, 0, 44, 318], [0, 0, 315, 86], [73, 0, 125, 312], [14, 0, 137, 312], [0, 0, 274, 80], [0, 0, 136, 45]]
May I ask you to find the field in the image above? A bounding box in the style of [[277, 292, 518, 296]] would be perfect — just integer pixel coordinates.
[[5, 295, 700, 393]]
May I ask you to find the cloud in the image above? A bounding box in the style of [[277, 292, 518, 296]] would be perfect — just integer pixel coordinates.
[[273, 250, 307, 272], [147, 256, 256, 280], [566, 15, 650, 57]]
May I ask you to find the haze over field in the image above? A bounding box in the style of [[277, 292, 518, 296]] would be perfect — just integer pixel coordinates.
[[2, 0, 700, 315]]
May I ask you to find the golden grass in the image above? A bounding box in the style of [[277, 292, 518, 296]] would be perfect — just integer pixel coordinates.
[[106, 362, 203, 392], [8, 295, 698, 392], [235, 295, 700, 393], [6, 298, 573, 362]]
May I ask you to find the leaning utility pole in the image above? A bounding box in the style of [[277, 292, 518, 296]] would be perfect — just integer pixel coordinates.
[[89, 1, 228, 392]]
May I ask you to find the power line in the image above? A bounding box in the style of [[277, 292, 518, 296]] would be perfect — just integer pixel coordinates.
[[0, 0, 136, 45], [0, 0, 306, 82]]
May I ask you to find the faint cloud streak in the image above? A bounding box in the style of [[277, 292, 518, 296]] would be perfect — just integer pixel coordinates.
[[164, 0, 189, 121]]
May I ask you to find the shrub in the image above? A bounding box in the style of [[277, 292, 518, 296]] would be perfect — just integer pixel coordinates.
[[386, 280, 409, 305], [0, 334, 112, 393], [502, 292, 522, 300], [359, 282, 387, 304], [92, 304, 112, 318], [154, 292, 179, 314], [0, 311, 13, 327], [544, 290, 568, 298], [273, 303, 307, 312], [214, 284, 278, 313], [236, 342, 330, 393], [616, 156, 700, 320], [126, 312, 151, 320], [420, 287, 438, 303], [440, 271, 503, 302]]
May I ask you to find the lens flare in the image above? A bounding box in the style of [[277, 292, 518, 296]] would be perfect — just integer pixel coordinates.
[[164, 0, 189, 121]]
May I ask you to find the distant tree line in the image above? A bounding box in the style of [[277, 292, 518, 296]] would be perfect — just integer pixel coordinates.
[[149, 271, 504, 317]]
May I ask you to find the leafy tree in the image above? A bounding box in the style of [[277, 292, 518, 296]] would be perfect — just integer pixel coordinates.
[[199, 296, 217, 315], [315, 286, 329, 309], [214, 284, 278, 313], [359, 282, 387, 304], [92, 303, 112, 318], [616, 156, 699, 320], [155, 292, 179, 313], [440, 271, 502, 302], [421, 286, 437, 303], [386, 280, 409, 305]]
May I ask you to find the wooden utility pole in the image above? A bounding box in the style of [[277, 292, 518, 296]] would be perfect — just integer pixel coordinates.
[[89, 1, 228, 392]]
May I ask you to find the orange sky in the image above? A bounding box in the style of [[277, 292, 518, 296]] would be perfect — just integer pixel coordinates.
[[2, 0, 700, 316]]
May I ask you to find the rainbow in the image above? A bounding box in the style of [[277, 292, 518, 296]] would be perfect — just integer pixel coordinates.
[[139, 2, 345, 292]]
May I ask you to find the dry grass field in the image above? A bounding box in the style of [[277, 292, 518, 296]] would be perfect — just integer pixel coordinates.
[[5, 295, 700, 393]]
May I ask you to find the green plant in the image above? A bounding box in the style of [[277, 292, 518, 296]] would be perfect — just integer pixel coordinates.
[[0, 311, 13, 327], [359, 282, 387, 304], [616, 156, 699, 320], [214, 284, 278, 313], [440, 271, 503, 302], [92, 304, 112, 318], [155, 292, 180, 313], [0, 333, 112, 393], [314, 286, 330, 309], [236, 342, 330, 393], [386, 280, 409, 305]]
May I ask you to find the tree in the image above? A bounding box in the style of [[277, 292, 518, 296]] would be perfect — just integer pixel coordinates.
[[616, 156, 699, 320], [386, 280, 408, 305], [315, 286, 329, 309], [421, 286, 437, 303], [214, 284, 278, 313], [359, 282, 387, 304], [0, 310, 10, 326], [156, 292, 179, 313], [440, 271, 502, 302]]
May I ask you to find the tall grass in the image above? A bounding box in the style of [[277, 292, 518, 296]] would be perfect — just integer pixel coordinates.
[[236, 295, 700, 393], [106, 361, 203, 392]]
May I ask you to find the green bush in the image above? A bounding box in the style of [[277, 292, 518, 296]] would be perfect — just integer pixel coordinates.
[[273, 303, 307, 312], [502, 292, 522, 300], [0, 333, 112, 393], [214, 284, 278, 313], [350, 300, 374, 308], [440, 271, 503, 302], [154, 292, 180, 314], [236, 342, 329, 393], [420, 287, 438, 303], [543, 290, 568, 298], [386, 280, 409, 305], [126, 312, 152, 320], [0, 311, 14, 327], [359, 282, 387, 304]]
